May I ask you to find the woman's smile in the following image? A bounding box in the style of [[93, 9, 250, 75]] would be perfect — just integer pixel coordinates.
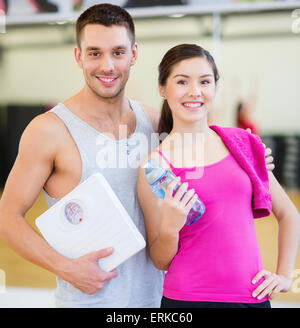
[[182, 101, 204, 111]]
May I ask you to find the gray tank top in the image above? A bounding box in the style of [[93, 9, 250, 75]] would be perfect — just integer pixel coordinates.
[[45, 100, 164, 308]]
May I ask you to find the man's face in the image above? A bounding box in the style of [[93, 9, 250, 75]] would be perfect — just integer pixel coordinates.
[[75, 24, 137, 100]]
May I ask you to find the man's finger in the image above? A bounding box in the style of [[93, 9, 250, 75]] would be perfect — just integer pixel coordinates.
[[265, 156, 274, 164], [92, 247, 114, 260], [101, 268, 118, 280], [265, 147, 272, 156], [266, 163, 275, 171]]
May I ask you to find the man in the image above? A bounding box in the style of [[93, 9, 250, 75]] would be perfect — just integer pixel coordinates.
[[0, 4, 274, 308]]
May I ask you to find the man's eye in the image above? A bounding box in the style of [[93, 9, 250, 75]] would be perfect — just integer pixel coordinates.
[[89, 52, 100, 57], [114, 51, 125, 56]]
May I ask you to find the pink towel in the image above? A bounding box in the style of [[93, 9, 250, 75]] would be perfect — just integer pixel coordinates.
[[210, 125, 272, 218]]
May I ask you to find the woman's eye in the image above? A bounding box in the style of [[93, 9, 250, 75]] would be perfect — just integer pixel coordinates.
[[177, 80, 187, 85], [201, 80, 210, 85]]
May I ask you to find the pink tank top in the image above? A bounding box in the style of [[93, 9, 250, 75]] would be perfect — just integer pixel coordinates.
[[154, 150, 268, 303]]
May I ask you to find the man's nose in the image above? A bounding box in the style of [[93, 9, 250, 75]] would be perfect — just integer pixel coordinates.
[[101, 55, 114, 74]]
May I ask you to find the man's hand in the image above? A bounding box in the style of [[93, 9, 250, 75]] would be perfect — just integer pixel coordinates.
[[263, 144, 275, 172], [61, 247, 118, 295], [246, 128, 275, 171]]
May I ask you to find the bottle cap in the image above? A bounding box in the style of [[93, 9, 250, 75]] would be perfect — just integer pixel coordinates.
[[145, 167, 166, 185], [144, 158, 166, 185]]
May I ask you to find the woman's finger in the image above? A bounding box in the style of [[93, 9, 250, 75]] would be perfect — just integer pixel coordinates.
[[164, 177, 180, 200], [173, 182, 189, 202], [252, 269, 271, 284], [252, 274, 273, 298], [269, 284, 283, 300], [181, 188, 195, 206], [256, 279, 278, 300], [185, 194, 198, 213]]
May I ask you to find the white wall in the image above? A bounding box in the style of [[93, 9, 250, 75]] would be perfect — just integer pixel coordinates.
[[0, 11, 299, 134]]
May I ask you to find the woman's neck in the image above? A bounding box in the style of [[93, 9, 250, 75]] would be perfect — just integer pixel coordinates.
[[169, 119, 215, 144]]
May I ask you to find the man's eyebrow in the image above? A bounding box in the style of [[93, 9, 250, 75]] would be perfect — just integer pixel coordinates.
[[85, 45, 128, 52], [112, 45, 127, 50], [85, 47, 100, 51], [172, 73, 213, 79]]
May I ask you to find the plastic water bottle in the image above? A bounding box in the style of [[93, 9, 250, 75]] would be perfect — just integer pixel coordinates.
[[144, 158, 205, 225]]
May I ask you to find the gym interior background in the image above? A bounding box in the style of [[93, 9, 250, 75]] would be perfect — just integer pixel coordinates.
[[0, 0, 300, 307]]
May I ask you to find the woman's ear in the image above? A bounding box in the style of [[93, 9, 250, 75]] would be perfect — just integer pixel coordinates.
[[158, 84, 166, 99]]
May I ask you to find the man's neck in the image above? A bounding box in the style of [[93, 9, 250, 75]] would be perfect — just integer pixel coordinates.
[[63, 87, 131, 122], [62, 87, 136, 139]]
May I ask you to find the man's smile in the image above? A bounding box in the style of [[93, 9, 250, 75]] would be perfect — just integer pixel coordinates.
[[96, 76, 119, 86]]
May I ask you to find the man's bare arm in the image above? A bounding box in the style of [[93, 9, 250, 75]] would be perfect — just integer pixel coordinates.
[[0, 114, 67, 272], [0, 113, 117, 294]]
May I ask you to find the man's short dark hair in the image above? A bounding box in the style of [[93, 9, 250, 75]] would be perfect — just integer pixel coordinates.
[[76, 3, 135, 47]]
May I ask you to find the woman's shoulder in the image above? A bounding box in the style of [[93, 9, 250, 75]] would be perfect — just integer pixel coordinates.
[[210, 124, 263, 145], [139, 146, 172, 171], [210, 124, 250, 136]]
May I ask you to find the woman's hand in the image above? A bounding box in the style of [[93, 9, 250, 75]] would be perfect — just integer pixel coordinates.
[[251, 270, 293, 300], [160, 177, 198, 235]]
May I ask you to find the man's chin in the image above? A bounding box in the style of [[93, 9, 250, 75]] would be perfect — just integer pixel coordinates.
[[91, 87, 124, 101]]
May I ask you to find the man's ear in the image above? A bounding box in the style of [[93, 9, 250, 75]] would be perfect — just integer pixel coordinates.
[[74, 46, 83, 69], [130, 42, 138, 67]]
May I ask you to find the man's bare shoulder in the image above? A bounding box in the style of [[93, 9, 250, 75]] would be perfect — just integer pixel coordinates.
[[19, 111, 68, 155], [24, 111, 65, 136], [141, 104, 160, 132]]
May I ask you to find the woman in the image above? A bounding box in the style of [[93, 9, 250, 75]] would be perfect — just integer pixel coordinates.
[[137, 44, 300, 308]]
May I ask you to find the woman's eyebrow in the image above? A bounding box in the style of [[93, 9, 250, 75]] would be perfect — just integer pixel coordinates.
[[173, 74, 189, 79], [172, 73, 213, 79]]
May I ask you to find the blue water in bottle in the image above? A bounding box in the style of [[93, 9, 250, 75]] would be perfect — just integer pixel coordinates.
[[144, 158, 205, 225]]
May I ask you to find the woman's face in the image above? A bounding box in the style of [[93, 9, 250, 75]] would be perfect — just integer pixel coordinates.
[[160, 56, 216, 124]]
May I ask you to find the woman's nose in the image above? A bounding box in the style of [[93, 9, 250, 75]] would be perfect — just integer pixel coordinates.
[[188, 85, 202, 98]]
